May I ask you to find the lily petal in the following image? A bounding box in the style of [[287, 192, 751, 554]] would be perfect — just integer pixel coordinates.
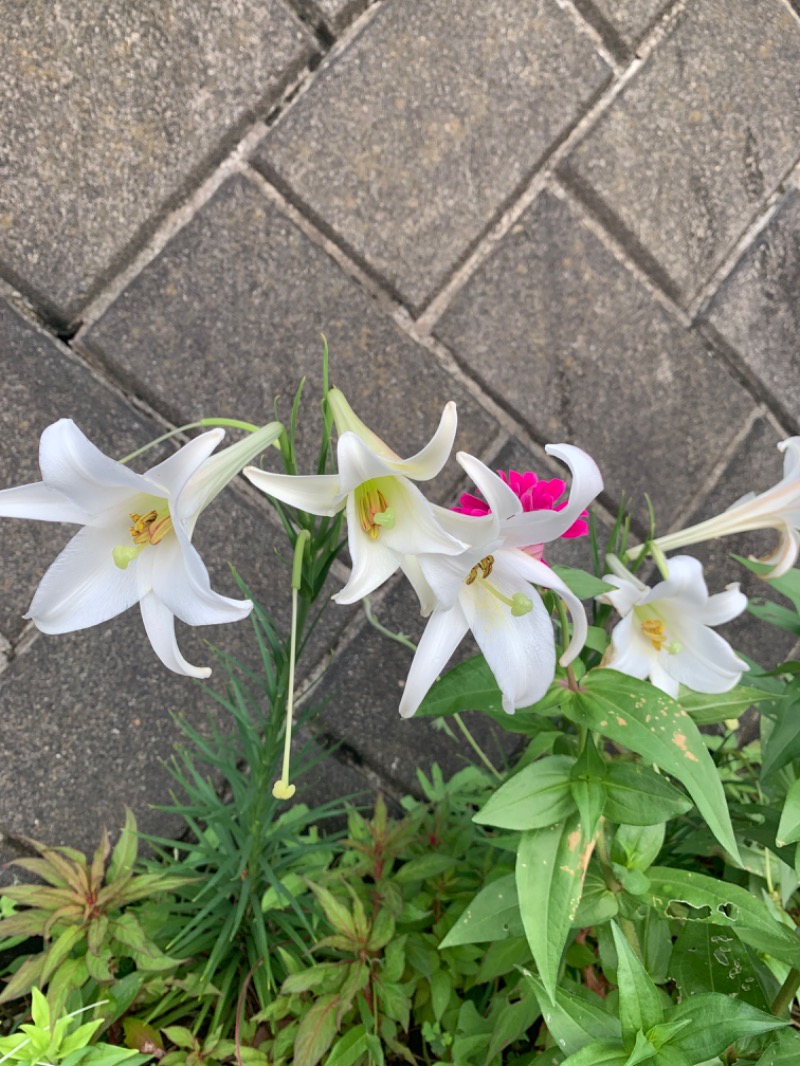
[[244, 467, 343, 517], [145, 428, 225, 499], [139, 593, 211, 679], [38, 420, 148, 513], [504, 443, 603, 547], [26, 524, 140, 633], [510, 551, 588, 666], [0, 481, 89, 524], [145, 531, 253, 627], [333, 494, 407, 604], [399, 603, 470, 718], [456, 453, 522, 523], [389, 401, 457, 481]]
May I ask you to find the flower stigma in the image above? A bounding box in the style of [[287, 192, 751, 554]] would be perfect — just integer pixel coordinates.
[[356, 479, 395, 539]]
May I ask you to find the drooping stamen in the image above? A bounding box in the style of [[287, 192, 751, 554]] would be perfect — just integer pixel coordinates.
[[129, 508, 173, 545], [463, 556, 533, 616], [641, 618, 668, 651]]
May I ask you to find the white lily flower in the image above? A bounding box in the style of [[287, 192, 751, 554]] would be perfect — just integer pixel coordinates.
[[598, 554, 748, 698], [399, 444, 604, 718], [244, 388, 465, 606], [644, 436, 800, 578], [0, 418, 283, 677]]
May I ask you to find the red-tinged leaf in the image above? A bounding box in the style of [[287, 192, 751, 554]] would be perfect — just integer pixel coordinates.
[[43, 904, 84, 940], [293, 993, 339, 1066], [7, 857, 71, 888], [40, 923, 85, 984], [308, 884, 358, 942], [516, 813, 595, 1004], [0, 884, 77, 908], [0, 911, 51, 937], [89, 829, 111, 893], [123, 1017, 165, 1054], [13, 844, 87, 894], [0, 951, 47, 1004]]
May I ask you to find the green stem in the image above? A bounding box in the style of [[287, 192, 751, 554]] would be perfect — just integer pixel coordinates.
[[273, 530, 310, 800], [362, 597, 419, 653], [453, 713, 502, 780], [771, 967, 800, 1017], [118, 417, 263, 464]]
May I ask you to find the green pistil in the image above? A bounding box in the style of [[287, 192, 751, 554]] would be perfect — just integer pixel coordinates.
[[481, 581, 533, 617], [112, 544, 145, 570], [373, 507, 396, 529]]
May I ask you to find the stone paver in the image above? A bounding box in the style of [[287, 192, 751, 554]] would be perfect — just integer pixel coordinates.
[[703, 188, 800, 432], [572, 0, 674, 59], [293, 0, 369, 34], [0, 0, 314, 326], [78, 174, 496, 491], [254, 0, 610, 312], [435, 189, 755, 527], [560, 0, 800, 304], [313, 577, 518, 797]]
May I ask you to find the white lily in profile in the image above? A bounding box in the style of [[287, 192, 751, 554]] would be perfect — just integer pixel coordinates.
[[244, 389, 465, 606], [0, 418, 283, 677], [399, 444, 604, 718], [640, 436, 800, 578], [598, 554, 748, 698]]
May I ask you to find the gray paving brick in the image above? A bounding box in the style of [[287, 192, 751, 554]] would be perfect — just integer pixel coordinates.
[[0, 0, 314, 326], [316, 578, 519, 797], [571, 0, 673, 59], [253, 0, 610, 312], [560, 0, 800, 304], [435, 189, 755, 527], [704, 188, 800, 433], [292, 0, 369, 35], [78, 173, 497, 496]]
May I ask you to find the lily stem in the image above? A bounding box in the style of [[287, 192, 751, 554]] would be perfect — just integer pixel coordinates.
[[453, 713, 502, 780], [118, 418, 264, 464], [771, 967, 800, 1017]]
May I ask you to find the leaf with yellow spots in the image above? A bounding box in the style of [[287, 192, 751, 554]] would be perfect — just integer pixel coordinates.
[[562, 670, 741, 866], [516, 812, 595, 1004]]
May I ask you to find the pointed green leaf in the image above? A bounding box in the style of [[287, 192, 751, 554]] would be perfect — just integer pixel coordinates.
[[647, 866, 800, 968], [516, 813, 595, 1002], [761, 679, 800, 781], [603, 764, 692, 826], [552, 566, 616, 599], [293, 993, 340, 1066], [665, 993, 786, 1060], [325, 1025, 370, 1066], [570, 740, 608, 839], [668, 924, 771, 1011], [564, 671, 740, 863], [677, 684, 773, 726], [522, 970, 621, 1055], [777, 777, 800, 846], [612, 824, 665, 873], [439, 875, 523, 947], [611, 923, 663, 1041], [624, 1029, 658, 1066], [574, 870, 619, 927], [756, 1029, 800, 1065], [107, 809, 138, 884], [473, 756, 576, 830], [561, 1040, 629, 1066]]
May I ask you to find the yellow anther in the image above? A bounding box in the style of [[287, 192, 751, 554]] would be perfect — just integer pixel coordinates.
[[357, 483, 391, 540], [466, 555, 495, 585], [642, 618, 668, 651], [128, 508, 173, 546]]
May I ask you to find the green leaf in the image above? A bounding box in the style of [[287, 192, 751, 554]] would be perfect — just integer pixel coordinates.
[[677, 685, 773, 726], [107, 809, 138, 884], [484, 984, 541, 1064], [308, 883, 358, 942], [560, 1040, 629, 1066], [325, 1025, 370, 1066], [414, 654, 562, 728], [570, 739, 608, 839], [473, 756, 576, 830], [665, 993, 786, 1060], [429, 969, 451, 1022], [603, 764, 692, 826], [517, 813, 594, 1003], [574, 870, 619, 927], [756, 1029, 800, 1065], [522, 970, 621, 1055], [776, 777, 800, 847], [552, 566, 616, 599], [761, 678, 800, 781], [612, 824, 665, 873], [668, 923, 771, 1012], [293, 993, 339, 1066], [646, 866, 800, 968], [439, 875, 524, 947], [394, 853, 455, 883], [564, 671, 741, 863], [611, 923, 663, 1041]]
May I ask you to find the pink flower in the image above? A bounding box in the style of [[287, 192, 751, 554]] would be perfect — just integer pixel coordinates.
[[453, 469, 588, 560]]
